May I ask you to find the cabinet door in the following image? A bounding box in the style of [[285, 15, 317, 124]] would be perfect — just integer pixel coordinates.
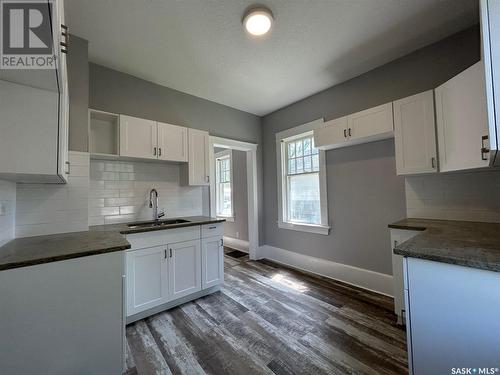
[[157, 122, 188, 162], [393, 91, 437, 175], [126, 246, 169, 316], [313, 116, 348, 150], [168, 240, 202, 300], [480, 0, 500, 166], [119, 115, 157, 159], [348, 102, 394, 140], [56, 0, 69, 183], [0, 81, 59, 177], [186, 128, 209, 185], [202, 236, 224, 289], [435, 62, 489, 172]]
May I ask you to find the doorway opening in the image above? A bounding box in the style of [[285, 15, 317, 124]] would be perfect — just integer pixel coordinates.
[[209, 137, 259, 260]]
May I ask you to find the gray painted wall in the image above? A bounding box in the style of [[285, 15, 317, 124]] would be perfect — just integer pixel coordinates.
[[68, 35, 89, 152], [89, 63, 261, 144], [215, 148, 249, 241], [261, 26, 480, 275]]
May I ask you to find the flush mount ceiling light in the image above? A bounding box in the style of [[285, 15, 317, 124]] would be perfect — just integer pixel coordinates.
[[243, 7, 274, 36]]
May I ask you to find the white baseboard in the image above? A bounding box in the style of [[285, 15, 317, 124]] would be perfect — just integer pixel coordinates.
[[259, 245, 393, 297], [224, 236, 249, 253]]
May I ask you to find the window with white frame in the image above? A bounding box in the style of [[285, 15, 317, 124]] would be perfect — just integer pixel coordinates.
[[277, 123, 329, 235], [215, 150, 233, 218]]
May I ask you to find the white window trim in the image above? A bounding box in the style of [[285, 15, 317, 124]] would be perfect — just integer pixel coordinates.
[[215, 149, 234, 221], [276, 119, 330, 235]]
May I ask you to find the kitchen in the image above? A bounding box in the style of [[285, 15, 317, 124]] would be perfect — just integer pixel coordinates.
[[0, 1, 499, 374]]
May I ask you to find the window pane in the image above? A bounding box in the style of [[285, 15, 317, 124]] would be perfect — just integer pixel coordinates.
[[288, 142, 295, 158], [296, 140, 303, 157], [304, 155, 312, 172], [288, 158, 296, 174], [312, 154, 319, 171], [224, 170, 230, 182], [296, 157, 304, 174], [304, 138, 311, 156], [216, 161, 221, 183], [287, 173, 320, 224]]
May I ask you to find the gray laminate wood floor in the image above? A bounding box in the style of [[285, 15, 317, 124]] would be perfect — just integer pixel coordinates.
[[125, 248, 408, 375]]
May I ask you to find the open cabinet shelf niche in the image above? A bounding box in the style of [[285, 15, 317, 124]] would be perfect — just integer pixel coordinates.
[[89, 109, 119, 157]]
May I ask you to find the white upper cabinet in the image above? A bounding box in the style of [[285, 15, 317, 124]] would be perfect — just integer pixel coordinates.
[[394, 91, 438, 175], [119, 115, 157, 159], [480, 0, 500, 166], [314, 102, 394, 150], [347, 102, 394, 140], [314, 116, 349, 149], [157, 122, 188, 162], [435, 62, 489, 172], [0, 0, 69, 183], [118, 116, 193, 163], [182, 128, 210, 186]]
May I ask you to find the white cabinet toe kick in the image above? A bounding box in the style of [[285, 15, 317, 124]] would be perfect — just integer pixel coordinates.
[[125, 223, 224, 324]]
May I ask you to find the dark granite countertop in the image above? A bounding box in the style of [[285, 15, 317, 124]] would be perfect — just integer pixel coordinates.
[[0, 216, 224, 271], [389, 218, 500, 272], [89, 216, 225, 235], [0, 231, 131, 271]]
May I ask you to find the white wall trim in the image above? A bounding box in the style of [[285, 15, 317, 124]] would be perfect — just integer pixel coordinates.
[[223, 236, 249, 253], [209, 136, 259, 261], [259, 245, 394, 297]]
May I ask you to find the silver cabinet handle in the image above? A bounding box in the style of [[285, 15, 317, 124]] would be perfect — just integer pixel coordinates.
[[431, 157, 436, 169], [348, 128, 352, 137], [481, 135, 490, 161], [343, 129, 347, 138], [164, 249, 167, 259], [158, 147, 162, 157], [65, 161, 70, 175], [220, 238, 223, 247], [209, 226, 217, 229], [61, 25, 69, 53], [153, 147, 157, 156], [169, 248, 172, 258]]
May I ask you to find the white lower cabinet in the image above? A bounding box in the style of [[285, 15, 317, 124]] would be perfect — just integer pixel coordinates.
[[169, 239, 202, 300], [389, 228, 421, 324], [404, 258, 500, 374], [125, 224, 223, 320], [202, 236, 224, 289], [126, 245, 169, 316]]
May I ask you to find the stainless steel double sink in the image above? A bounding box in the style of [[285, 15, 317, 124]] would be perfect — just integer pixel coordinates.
[[126, 219, 190, 229]]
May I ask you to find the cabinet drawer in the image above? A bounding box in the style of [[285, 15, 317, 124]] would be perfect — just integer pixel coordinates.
[[201, 222, 224, 238], [126, 226, 200, 250]]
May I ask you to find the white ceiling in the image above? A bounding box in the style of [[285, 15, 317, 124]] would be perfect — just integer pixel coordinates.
[[66, 0, 478, 116]]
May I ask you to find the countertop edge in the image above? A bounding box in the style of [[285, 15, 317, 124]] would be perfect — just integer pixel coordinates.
[[387, 223, 427, 231], [394, 247, 500, 273], [0, 243, 131, 272], [116, 218, 225, 235]]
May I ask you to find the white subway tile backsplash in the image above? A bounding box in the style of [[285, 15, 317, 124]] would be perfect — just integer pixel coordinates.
[[89, 159, 203, 225], [15, 152, 90, 238], [405, 169, 500, 222]]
